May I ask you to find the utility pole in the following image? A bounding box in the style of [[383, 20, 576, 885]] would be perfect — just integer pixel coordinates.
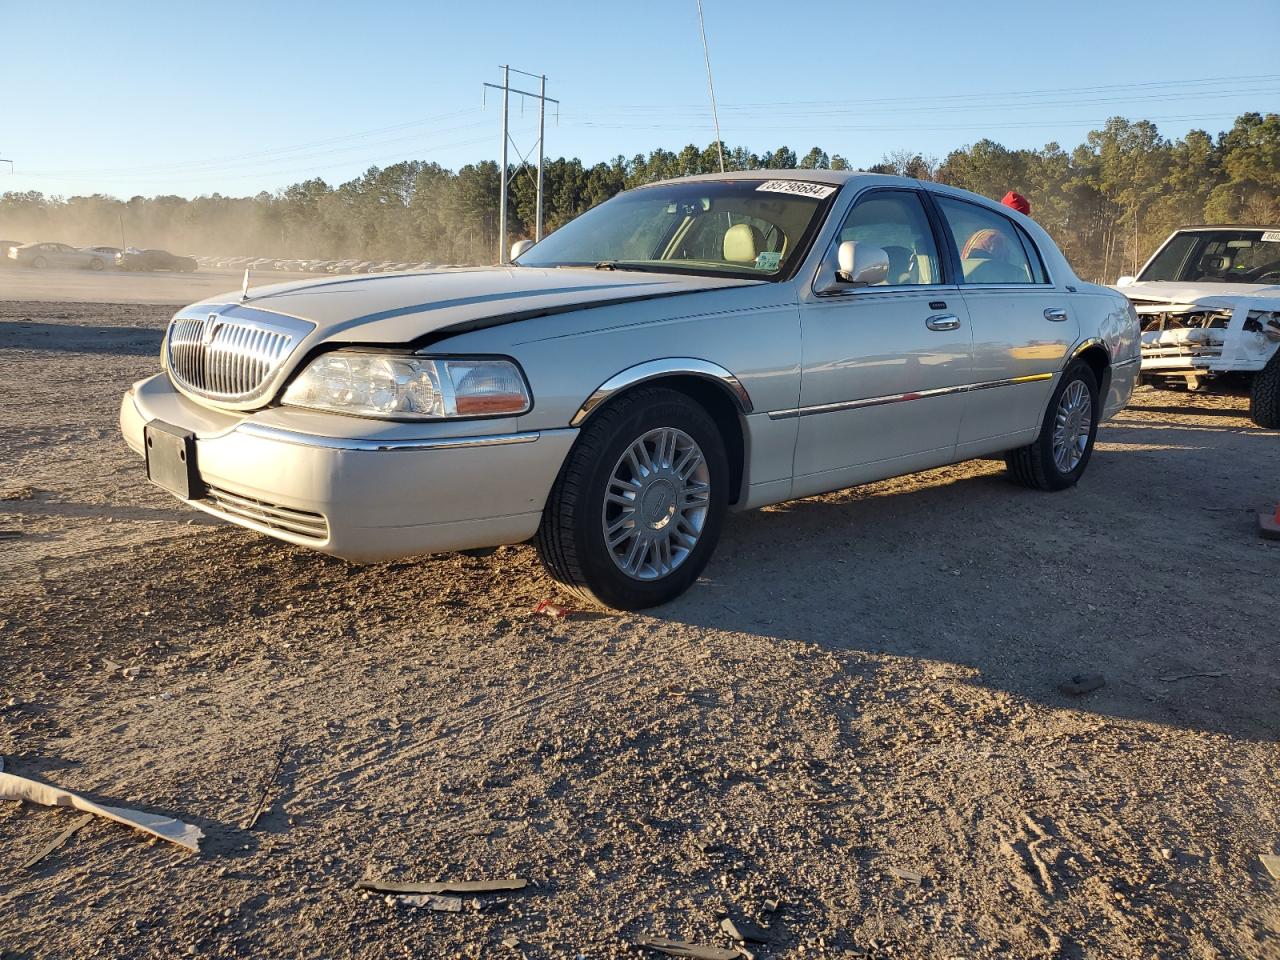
[[695, 0, 725, 173], [484, 66, 559, 263]]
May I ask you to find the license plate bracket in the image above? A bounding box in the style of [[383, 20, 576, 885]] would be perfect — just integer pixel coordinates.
[[144, 421, 205, 500]]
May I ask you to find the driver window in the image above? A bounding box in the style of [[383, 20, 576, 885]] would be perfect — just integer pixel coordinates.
[[836, 192, 940, 285]]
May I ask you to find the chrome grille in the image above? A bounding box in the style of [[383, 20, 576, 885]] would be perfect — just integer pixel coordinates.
[[165, 307, 313, 403], [204, 485, 329, 542]]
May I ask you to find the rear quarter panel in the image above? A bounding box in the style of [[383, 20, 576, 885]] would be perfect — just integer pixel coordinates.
[[1074, 283, 1140, 419]]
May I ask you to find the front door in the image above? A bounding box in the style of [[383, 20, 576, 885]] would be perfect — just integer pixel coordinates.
[[792, 189, 974, 496]]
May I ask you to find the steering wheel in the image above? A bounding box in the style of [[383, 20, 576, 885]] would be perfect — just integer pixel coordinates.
[[1246, 260, 1280, 283]]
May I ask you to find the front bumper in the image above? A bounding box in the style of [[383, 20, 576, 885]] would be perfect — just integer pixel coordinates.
[[120, 374, 578, 562]]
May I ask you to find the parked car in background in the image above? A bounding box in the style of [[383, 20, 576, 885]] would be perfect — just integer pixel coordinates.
[[9, 241, 111, 270], [121, 171, 1138, 609], [1114, 225, 1280, 427], [117, 248, 199, 272], [81, 246, 121, 267]]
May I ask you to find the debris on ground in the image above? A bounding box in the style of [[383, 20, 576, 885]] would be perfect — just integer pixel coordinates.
[[500, 935, 521, 950], [636, 936, 744, 959], [1157, 671, 1229, 682], [0, 529, 23, 540], [719, 916, 771, 944], [357, 877, 527, 895], [1261, 854, 1280, 880], [19, 813, 94, 870], [0, 485, 35, 500], [1058, 673, 1105, 696], [886, 864, 923, 884], [1257, 504, 1280, 540], [121, 666, 141, 679], [534, 600, 570, 619], [392, 893, 463, 912], [244, 740, 289, 830], [0, 757, 203, 852]]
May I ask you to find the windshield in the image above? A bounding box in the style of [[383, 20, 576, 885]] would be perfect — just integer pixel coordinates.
[[515, 178, 839, 280], [1139, 229, 1280, 284]]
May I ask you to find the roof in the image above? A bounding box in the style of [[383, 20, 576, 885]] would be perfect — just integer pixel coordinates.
[[640, 168, 915, 189], [1172, 224, 1280, 232]]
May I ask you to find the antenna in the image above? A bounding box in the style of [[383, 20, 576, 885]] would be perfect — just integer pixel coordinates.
[[241, 268, 251, 301], [695, 0, 725, 173]]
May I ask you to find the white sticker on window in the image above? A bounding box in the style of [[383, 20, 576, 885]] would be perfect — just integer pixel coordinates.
[[755, 179, 837, 200], [1262, 231, 1280, 243], [754, 251, 782, 271]]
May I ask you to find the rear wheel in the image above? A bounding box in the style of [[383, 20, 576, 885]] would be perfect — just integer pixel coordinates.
[[89, 257, 104, 271], [536, 386, 728, 610], [1005, 359, 1099, 491], [1249, 352, 1280, 429]]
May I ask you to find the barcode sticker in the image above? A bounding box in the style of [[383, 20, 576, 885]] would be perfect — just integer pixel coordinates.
[[755, 180, 838, 199]]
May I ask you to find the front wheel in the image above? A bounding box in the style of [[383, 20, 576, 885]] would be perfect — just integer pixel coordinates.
[[1005, 360, 1099, 491], [536, 386, 728, 610], [31, 255, 48, 269], [1249, 352, 1280, 429], [89, 257, 104, 271]]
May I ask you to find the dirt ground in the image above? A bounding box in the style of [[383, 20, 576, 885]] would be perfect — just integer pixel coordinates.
[[1, 295, 1278, 960]]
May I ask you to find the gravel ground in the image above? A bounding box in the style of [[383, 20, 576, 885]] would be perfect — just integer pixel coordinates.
[[1, 298, 1278, 960]]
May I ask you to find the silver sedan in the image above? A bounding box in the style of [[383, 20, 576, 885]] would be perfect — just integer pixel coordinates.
[[120, 171, 1139, 609]]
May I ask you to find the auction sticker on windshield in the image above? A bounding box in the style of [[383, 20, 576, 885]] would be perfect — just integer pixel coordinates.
[[756, 180, 838, 199], [1262, 231, 1280, 243]]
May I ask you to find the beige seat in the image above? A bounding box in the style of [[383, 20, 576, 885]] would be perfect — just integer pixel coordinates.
[[723, 223, 764, 263]]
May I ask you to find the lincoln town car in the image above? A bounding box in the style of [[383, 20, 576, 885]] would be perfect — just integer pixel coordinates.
[[120, 171, 1140, 609]]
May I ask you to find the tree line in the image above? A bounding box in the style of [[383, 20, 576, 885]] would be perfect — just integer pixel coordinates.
[[2, 113, 1276, 283]]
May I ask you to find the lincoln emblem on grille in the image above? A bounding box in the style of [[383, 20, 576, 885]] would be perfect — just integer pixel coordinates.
[[202, 313, 221, 345]]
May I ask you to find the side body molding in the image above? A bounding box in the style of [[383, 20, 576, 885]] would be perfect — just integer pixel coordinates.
[[571, 358, 753, 426]]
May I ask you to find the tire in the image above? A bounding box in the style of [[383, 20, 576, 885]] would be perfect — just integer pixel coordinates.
[[89, 257, 104, 271], [535, 386, 729, 610], [32, 256, 47, 269], [1249, 351, 1280, 429], [1005, 359, 1100, 491]]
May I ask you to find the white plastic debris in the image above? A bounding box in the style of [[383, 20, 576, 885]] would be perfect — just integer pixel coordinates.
[[0, 757, 202, 853]]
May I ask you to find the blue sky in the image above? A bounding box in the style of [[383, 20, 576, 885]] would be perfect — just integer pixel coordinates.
[[3, 0, 1278, 199]]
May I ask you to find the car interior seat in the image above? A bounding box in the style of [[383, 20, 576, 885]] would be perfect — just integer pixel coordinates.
[[723, 223, 765, 263]]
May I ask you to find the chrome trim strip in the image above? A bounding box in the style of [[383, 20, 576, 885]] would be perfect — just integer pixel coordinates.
[[233, 423, 574, 452], [571, 358, 753, 426], [767, 373, 1053, 420], [1112, 355, 1141, 368]]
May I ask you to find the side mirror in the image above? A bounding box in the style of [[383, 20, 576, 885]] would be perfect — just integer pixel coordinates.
[[837, 241, 889, 285], [815, 240, 891, 293], [1115, 275, 1136, 287], [510, 239, 535, 262]]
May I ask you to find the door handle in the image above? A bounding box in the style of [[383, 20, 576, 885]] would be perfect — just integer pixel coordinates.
[[925, 314, 961, 331], [1044, 307, 1069, 322]]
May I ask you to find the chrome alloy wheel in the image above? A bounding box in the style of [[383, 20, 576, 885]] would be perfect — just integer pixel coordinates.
[[602, 427, 711, 581], [1052, 379, 1093, 473]]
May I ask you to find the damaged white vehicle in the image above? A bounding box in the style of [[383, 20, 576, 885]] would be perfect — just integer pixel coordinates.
[[1115, 225, 1280, 426]]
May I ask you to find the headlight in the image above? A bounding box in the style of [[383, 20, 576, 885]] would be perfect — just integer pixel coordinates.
[[282, 353, 531, 420]]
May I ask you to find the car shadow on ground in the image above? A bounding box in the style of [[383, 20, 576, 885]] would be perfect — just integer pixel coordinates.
[[0, 321, 163, 355], [653, 437, 1280, 743]]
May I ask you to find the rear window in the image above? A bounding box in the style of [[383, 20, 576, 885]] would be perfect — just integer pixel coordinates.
[[934, 196, 1041, 285]]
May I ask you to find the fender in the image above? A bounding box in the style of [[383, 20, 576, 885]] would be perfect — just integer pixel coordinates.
[[570, 358, 753, 426]]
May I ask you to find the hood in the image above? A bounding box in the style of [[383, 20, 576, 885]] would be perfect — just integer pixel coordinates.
[[197, 267, 763, 345], [1118, 279, 1280, 308]]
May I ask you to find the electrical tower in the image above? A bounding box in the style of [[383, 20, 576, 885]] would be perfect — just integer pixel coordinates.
[[483, 66, 559, 263]]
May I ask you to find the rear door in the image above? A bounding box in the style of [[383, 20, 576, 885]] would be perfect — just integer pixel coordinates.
[[929, 194, 1079, 454], [792, 188, 973, 492]]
